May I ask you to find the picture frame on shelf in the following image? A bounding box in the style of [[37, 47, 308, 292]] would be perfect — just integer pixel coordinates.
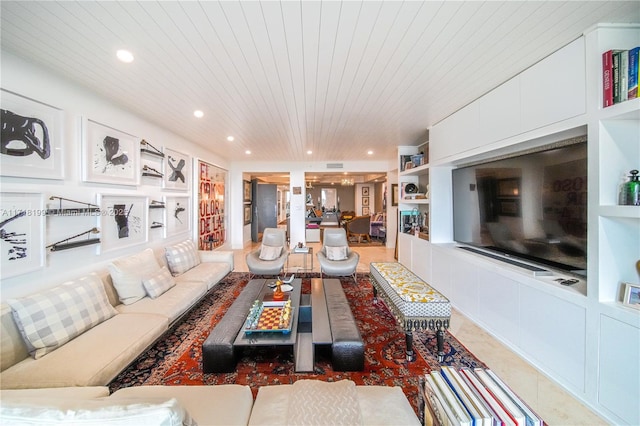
[[362, 187, 369, 196], [98, 194, 148, 253], [83, 118, 140, 186], [244, 205, 252, 225], [243, 180, 252, 203], [164, 195, 190, 237], [0, 192, 45, 279], [622, 282, 640, 309], [392, 184, 398, 206], [1, 89, 64, 180], [162, 147, 190, 191]]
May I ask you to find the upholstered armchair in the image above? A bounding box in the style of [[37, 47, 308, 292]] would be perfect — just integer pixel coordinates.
[[316, 228, 359, 283], [346, 215, 371, 243], [245, 228, 289, 278]]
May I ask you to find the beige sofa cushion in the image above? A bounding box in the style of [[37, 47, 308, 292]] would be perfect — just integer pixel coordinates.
[[1, 386, 110, 400], [110, 385, 254, 426], [116, 281, 206, 324], [0, 313, 167, 389], [7, 274, 117, 359], [175, 261, 231, 290], [0, 397, 194, 426], [108, 249, 161, 305], [249, 382, 420, 426], [287, 380, 363, 425]]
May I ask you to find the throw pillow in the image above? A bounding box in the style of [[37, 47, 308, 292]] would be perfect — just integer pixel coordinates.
[[259, 245, 283, 261], [0, 397, 196, 426], [165, 240, 201, 276], [108, 248, 161, 305], [7, 274, 117, 359], [326, 245, 348, 261], [142, 267, 176, 299]]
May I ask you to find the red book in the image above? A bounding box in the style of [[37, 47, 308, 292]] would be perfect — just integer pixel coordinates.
[[603, 50, 614, 107]]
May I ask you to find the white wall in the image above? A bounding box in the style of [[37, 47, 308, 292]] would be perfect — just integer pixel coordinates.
[[0, 51, 228, 301]]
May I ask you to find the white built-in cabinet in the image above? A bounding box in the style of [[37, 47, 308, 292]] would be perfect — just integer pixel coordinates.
[[400, 24, 639, 425]]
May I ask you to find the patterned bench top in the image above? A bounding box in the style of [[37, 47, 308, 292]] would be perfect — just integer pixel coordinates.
[[370, 262, 450, 329]]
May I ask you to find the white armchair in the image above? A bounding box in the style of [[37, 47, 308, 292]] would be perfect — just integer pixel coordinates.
[[245, 228, 289, 278], [316, 228, 359, 283]]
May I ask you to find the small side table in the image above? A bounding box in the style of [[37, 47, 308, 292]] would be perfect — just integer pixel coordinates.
[[287, 247, 314, 272]]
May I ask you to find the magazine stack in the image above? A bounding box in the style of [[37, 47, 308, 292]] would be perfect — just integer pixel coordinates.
[[422, 367, 544, 426]]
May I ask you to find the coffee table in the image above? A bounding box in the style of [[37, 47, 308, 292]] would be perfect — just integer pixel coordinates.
[[233, 278, 301, 344]]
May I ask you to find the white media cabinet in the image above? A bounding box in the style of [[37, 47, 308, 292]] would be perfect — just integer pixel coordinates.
[[398, 24, 639, 425]]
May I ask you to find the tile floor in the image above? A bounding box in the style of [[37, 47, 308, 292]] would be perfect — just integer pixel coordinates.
[[232, 240, 606, 425]]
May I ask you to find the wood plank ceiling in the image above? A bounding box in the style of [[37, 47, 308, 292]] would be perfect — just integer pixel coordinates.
[[2, 1, 639, 164]]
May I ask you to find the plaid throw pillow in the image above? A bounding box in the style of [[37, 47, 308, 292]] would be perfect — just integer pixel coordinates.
[[165, 240, 201, 276], [326, 246, 348, 261], [7, 274, 117, 359], [142, 266, 176, 299], [259, 245, 282, 261]]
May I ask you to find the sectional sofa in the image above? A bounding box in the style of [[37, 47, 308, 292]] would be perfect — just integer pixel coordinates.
[[0, 240, 233, 389], [0, 239, 421, 425]]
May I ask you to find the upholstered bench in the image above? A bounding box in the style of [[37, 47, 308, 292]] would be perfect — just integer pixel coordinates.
[[323, 279, 365, 371], [202, 283, 263, 373], [369, 262, 451, 361]]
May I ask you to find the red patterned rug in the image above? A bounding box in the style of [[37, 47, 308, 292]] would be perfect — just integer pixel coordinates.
[[109, 273, 485, 414]]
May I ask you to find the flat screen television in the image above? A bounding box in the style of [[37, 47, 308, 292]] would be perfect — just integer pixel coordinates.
[[452, 138, 587, 276]]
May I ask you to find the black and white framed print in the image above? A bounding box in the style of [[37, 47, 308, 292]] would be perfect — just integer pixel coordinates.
[[164, 195, 190, 236], [83, 118, 139, 185], [98, 194, 147, 253], [1, 89, 64, 180], [162, 147, 190, 191], [0, 192, 45, 279]]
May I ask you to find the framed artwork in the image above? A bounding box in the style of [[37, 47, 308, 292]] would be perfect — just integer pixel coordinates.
[[362, 187, 370, 196], [163, 147, 190, 191], [362, 197, 370, 207], [392, 184, 399, 206], [83, 118, 139, 185], [244, 205, 252, 224], [165, 195, 190, 236], [1, 89, 64, 179], [0, 192, 45, 279], [622, 282, 640, 309], [98, 194, 148, 253], [362, 206, 370, 215], [243, 180, 252, 203]]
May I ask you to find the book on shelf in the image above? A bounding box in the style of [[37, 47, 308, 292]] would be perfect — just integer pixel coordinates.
[[603, 47, 640, 107], [603, 49, 613, 107], [459, 368, 516, 426], [629, 47, 639, 99]]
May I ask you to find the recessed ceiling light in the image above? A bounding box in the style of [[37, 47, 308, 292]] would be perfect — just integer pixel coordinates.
[[367, 150, 373, 155], [307, 150, 312, 155], [245, 150, 251, 155], [116, 49, 134, 63], [227, 136, 234, 142], [193, 110, 204, 118]]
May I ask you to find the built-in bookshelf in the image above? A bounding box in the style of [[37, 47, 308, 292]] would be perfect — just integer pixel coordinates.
[[602, 46, 639, 107]]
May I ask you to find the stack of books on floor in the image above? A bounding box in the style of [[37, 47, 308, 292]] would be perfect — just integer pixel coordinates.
[[423, 366, 544, 426]]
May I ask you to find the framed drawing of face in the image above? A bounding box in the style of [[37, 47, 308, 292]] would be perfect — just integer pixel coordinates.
[[163, 148, 190, 191], [83, 118, 139, 186], [1, 90, 64, 180]]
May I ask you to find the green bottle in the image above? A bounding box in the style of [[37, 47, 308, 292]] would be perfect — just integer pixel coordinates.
[[622, 170, 640, 206]]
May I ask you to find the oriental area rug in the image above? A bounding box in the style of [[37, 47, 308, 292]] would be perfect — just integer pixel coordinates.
[[108, 273, 485, 414]]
